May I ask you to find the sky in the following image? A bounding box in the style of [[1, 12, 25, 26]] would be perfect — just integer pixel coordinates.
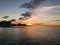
[[0, 0, 60, 25]]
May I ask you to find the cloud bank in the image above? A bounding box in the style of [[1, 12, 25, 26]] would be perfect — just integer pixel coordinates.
[[19, 0, 46, 20], [20, 0, 46, 9]]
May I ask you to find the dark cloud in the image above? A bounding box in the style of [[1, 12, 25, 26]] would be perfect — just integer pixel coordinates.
[[3, 16, 9, 19], [19, 12, 31, 20], [19, 0, 46, 20], [56, 20, 60, 21], [11, 19, 16, 21], [21, 12, 31, 17], [20, 0, 46, 9], [52, 20, 60, 22]]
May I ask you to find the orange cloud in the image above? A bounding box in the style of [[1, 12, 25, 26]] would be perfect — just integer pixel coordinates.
[[32, 5, 60, 13]]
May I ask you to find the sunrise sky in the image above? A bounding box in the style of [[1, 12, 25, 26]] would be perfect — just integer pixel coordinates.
[[0, 0, 60, 25]]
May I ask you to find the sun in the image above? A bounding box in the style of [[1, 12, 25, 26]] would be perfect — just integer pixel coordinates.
[[22, 18, 33, 26], [26, 23, 32, 25]]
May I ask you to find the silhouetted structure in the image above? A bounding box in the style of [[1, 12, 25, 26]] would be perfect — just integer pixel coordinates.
[[0, 21, 27, 27], [0, 21, 11, 27]]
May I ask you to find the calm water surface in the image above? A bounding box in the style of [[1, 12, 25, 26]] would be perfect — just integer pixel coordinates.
[[0, 26, 60, 45]]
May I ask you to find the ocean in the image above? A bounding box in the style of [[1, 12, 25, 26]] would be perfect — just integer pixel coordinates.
[[0, 26, 60, 45]]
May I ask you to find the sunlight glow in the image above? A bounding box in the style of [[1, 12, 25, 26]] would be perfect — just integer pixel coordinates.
[[26, 23, 32, 25]]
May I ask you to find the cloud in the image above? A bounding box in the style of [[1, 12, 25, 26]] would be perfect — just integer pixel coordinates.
[[20, 5, 60, 20], [19, 0, 46, 20], [56, 20, 60, 21], [19, 12, 32, 20], [3, 16, 9, 19], [33, 5, 60, 13], [50, 10, 60, 12], [31, 5, 60, 16], [20, 0, 46, 9]]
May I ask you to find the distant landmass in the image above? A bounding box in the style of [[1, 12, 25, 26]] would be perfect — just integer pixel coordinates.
[[0, 21, 27, 27]]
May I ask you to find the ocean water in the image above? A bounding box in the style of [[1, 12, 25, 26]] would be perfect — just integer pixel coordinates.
[[0, 26, 60, 45]]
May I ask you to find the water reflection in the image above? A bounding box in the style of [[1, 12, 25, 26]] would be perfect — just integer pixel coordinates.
[[0, 26, 41, 45], [0, 26, 60, 45], [23, 26, 33, 38]]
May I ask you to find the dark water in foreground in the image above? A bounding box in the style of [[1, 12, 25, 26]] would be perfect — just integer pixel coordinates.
[[0, 26, 60, 45]]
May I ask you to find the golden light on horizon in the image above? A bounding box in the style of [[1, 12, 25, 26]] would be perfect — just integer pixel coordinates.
[[11, 16, 60, 26], [11, 18, 33, 25], [26, 23, 32, 25], [23, 19, 33, 25]]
